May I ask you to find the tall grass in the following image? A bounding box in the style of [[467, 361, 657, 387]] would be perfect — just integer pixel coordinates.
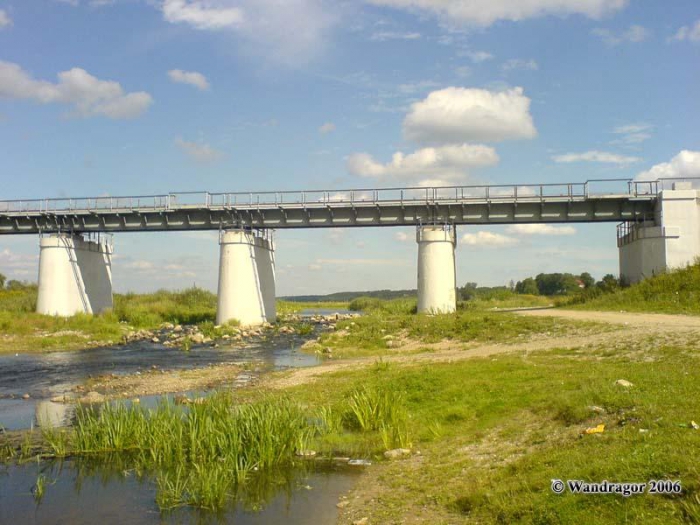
[[559, 262, 700, 314]]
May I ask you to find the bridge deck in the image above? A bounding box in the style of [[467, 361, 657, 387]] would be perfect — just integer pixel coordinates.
[[0, 180, 661, 234]]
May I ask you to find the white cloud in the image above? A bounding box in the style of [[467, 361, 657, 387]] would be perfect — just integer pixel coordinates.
[[161, 0, 337, 65], [505, 224, 576, 236], [501, 58, 538, 72], [395, 231, 410, 242], [347, 143, 498, 185], [552, 150, 641, 165], [364, 0, 628, 27], [370, 31, 421, 41], [454, 66, 471, 78], [175, 138, 224, 162], [635, 150, 700, 181], [592, 24, 651, 45], [53, 0, 79, 5], [315, 258, 409, 266], [461, 231, 518, 247], [167, 69, 210, 91], [162, 0, 244, 30], [319, 122, 336, 134], [671, 19, 700, 42], [0, 61, 152, 119], [611, 122, 653, 145], [403, 87, 537, 144], [461, 50, 494, 63], [0, 9, 12, 29]]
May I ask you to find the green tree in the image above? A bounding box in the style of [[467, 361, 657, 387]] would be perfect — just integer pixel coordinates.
[[535, 273, 581, 295], [460, 282, 478, 300], [0, 273, 5, 288], [579, 272, 595, 289], [596, 274, 620, 292], [515, 278, 538, 295]]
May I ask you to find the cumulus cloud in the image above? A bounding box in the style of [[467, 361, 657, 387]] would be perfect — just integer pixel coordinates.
[[347, 144, 498, 185], [592, 24, 651, 45], [611, 122, 653, 145], [505, 224, 576, 236], [552, 150, 641, 165], [175, 138, 224, 162], [461, 231, 518, 247], [670, 19, 700, 42], [364, 0, 628, 27], [635, 150, 700, 181], [0, 9, 12, 29], [319, 122, 336, 134], [161, 0, 337, 65], [167, 69, 210, 90], [501, 58, 538, 72], [0, 60, 152, 119], [162, 0, 244, 30], [403, 87, 537, 144]]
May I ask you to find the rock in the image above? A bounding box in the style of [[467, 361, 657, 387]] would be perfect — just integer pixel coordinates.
[[132, 398, 140, 404], [588, 405, 606, 414], [79, 391, 105, 404], [322, 347, 333, 354], [22, 393, 30, 400], [336, 500, 349, 509], [382, 335, 394, 341], [615, 379, 634, 388], [332, 457, 350, 463], [383, 448, 411, 460], [353, 518, 369, 525], [348, 459, 371, 467], [161, 322, 174, 330], [174, 394, 191, 405], [173, 325, 183, 333], [50, 395, 69, 403], [295, 450, 317, 458], [191, 333, 205, 344], [151, 337, 160, 343], [202, 337, 213, 344]]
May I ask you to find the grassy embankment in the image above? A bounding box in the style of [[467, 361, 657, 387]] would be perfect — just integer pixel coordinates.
[[558, 263, 700, 315]]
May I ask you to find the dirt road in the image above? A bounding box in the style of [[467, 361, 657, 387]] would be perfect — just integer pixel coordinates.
[[513, 307, 700, 331]]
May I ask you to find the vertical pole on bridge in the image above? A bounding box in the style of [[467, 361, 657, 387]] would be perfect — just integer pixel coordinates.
[[416, 225, 457, 314], [216, 229, 276, 326]]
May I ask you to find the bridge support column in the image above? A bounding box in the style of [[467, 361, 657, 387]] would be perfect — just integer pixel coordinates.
[[619, 182, 700, 284], [416, 225, 456, 314], [216, 229, 276, 326], [36, 233, 113, 316]]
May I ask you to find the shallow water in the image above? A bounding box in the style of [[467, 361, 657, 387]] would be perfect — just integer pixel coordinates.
[[0, 308, 358, 431], [0, 459, 361, 525]]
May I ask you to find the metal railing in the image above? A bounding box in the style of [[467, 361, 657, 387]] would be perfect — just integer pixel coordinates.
[[1, 177, 696, 215]]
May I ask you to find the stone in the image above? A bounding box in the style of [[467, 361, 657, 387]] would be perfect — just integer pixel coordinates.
[[322, 347, 333, 354], [336, 500, 349, 509], [79, 391, 105, 404], [173, 325, 183, 333], [615, 379, 634, 388], [174, 394, 191, 405], [348, 459, 371, 467], [353, 518, 369, 525], [191, 333, 205, 344], [151, 337, 160, 343], [295, 450, 317, 458], [383, 448, 411, 460], [22, 393, 30, 400]]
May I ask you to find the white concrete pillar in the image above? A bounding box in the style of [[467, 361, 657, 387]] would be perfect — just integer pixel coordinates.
[[217, 229, 275, 326], [619, 183, 700, 283], [416, 225, 456, 314], [36, 233, 113, 316], [254, 235, 277, 323]]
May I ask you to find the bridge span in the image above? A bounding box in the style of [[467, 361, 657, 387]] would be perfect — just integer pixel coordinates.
[[1, 178, 698, 327]]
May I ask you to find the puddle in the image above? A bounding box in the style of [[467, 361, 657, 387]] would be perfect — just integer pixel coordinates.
[[0, 459, 361, 525]]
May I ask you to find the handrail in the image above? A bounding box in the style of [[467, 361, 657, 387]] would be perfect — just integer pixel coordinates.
[[0, 177, 696, 215]]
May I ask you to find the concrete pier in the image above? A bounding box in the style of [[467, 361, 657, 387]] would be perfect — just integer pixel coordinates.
[[216, 229, 276, 326], [416, 225, 457, 314], [619, 182, 700, 283], [36, 233, 113, 316]]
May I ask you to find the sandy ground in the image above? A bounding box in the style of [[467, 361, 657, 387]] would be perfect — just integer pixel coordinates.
[[513, 308, 700, 331]]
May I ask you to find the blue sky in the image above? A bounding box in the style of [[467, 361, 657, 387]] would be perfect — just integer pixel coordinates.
[[0, 0, 699, 294]]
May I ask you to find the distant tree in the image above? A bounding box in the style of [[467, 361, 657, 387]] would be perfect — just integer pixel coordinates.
[[508, 279, 515, 291], [515, 278, 539, 295], [460, 282, 478, 300], [5, 280, 26, 290], [0, 273, 5, 289], [579, 272, 595, 289], [596, 274, 620, 292], [535, 273, 580, 295]]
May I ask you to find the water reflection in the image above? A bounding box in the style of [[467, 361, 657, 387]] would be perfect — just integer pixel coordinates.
[[0, 457, 360, 525]]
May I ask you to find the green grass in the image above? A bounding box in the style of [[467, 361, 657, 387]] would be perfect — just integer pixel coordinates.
[[280, 344, 700, 523], [559, 262, 700, 315], [311, 300, 599, 358], [277, 300, 350, 315]]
